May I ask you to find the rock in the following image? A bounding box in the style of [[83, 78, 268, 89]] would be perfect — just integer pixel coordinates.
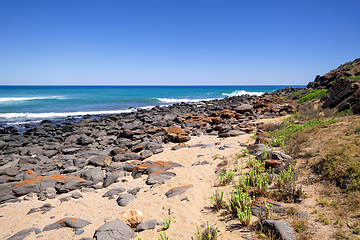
[[75, 229, 85, 235], [113, 152, 141, 162], [123, 209, 143, 228], [235, 104, 253, 113], [78, 136, 95, 145], [135, 219, 157, 232], [220, 109, 235, 119], [80, 168, 105, 184], [43, 217, 91, 231], [88, 154, 112, 167], [127, 187, 140, 195], [27, 203, 54, 215], [140, 150, 153, 160], [116, 194, 136, 206], [261, 220, 295, 240], [59, 196, 71, 202], [93, 220, 134, 240], [55, 176, 91, 193], [102, 187, 126, 198], [71, 192, 83, 199], [62, 166, 78, 173], [131, 162, 152, 178], [191, 160, 210, 166], [44, 187, 57, 199], [164, 126, 191, 143], [6, 227, 41, 240], [165, 184, 193, 198], [251, 197, 283, 217], [0, 182, 16, 203], [247, 144, 269, 156], [102, 172, 119, 188], [146, 161, 183, 174], [13, 174, 88, 196], [227, 130, 246, 136], [146, 171, 176, 185]]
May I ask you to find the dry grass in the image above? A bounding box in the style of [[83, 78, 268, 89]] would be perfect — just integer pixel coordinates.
[[281, 107, 360, 239]]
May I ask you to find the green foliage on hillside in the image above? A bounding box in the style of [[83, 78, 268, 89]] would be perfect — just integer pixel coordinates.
[[297, 89, 328, 102]]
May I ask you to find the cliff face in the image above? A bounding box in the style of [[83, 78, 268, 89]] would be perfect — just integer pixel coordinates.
[[307, 58, 360, 114]]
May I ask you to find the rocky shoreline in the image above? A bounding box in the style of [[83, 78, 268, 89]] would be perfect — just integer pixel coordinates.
[[0, 86, 303, 239]]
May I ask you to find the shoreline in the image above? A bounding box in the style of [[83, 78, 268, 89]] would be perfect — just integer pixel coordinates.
[[0, 86, 304, 135], [0, 86, 302, 239]]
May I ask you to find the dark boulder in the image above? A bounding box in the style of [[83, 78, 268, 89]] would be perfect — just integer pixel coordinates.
[[93, 220, 134, 240]]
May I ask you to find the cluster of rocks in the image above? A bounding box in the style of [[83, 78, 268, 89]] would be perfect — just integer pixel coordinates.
[[307, 58, 360, 114], [0, 91, 299, 205]]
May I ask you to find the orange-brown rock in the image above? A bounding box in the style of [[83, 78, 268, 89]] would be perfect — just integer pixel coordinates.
[[123, 209, 143, 228], [220, 109, 236, 119], [210, 117, 222, 124]]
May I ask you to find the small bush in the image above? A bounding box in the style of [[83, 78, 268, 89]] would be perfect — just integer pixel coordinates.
[[218, 170, 235, 186], [226, 188, 252, 216], [271, 165, 303, 202], [158, 232, 170, 240], [210, 188, 224, 211], [162, 218, 172, 230], [291, 219, 307, 233], [191, 221, 218, 240]]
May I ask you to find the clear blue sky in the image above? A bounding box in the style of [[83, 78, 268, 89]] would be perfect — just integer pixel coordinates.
[[0, 0, 359, 85]]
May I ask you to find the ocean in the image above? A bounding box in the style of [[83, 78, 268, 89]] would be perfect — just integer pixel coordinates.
[[0, 85, 304, 132]]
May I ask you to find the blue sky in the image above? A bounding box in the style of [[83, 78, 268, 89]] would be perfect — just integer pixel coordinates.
[[0, 0, 359, 85]]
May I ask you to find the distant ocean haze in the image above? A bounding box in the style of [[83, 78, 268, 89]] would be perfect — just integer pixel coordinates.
[[0, 85, 304, 131]]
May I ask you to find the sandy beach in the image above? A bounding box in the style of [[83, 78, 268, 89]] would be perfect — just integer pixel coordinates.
[[0, 132, 258, 240]]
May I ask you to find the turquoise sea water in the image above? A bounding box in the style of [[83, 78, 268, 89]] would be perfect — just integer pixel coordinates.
[[0, 85, 304, 128]]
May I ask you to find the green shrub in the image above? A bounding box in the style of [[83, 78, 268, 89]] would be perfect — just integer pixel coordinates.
[[297, 89, 328, 102], [162, 218, 172, 230], [191, 221, 218, 240], [236, 204, 252, 226], [210, 188, 224, 211], [226, 188, 252, 215], [218, 170, 235, 186], [268, 117, 338, 147], [158, 232, 170, 240]]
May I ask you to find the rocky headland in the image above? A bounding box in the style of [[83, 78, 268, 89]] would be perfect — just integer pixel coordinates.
[[0, 58, 359, 240]]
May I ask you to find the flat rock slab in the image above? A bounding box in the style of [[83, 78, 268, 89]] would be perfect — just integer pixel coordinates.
[[93, 220, 134, 240], [135, 219, 157, 232], [251, 197, 283, 217], [43, 217, 91, 231], [247, 144, 269, 156], [261, 220, 295, 240], [12, 174, 88, 196], [146, 161, 183, 174], [102, 172, 120, 188], [27, 203, 54, 215], [103, 187, 126, 198], [131, 161, 183, 178], [165, 184, 193, 198], [6, 227, 41, 240], [116, 194, 136, 207], [146, 170, 176, 185]]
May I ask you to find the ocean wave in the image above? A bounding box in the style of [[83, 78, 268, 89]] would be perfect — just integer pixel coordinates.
[[222, 90, 264, 97], [156, 97, 216, 103], [0, 96, 67, 103], [0, 109, 135, 119]]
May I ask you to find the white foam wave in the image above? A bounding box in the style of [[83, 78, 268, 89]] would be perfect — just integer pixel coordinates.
[[156, 98, 216, 103], [0, 96, 66, 102], [0, 109, 135, 119], [222, 90, 264, 97]]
